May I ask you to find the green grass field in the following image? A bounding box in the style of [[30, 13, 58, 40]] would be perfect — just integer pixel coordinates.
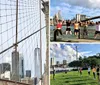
[[50, 70, 99, 85]]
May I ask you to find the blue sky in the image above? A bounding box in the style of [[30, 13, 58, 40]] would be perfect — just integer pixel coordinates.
[[70, 44, 100, 56], [50, 0, 100, 20], [61, 44, 100, 56], [50, 44, 100, 63]]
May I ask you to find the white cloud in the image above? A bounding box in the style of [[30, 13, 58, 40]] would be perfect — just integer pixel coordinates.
[[80, 51, 92, 56], [51, 1, 100, 20], [61, 3, 71, 8], [50, 44, 82, 63], [50, 44, 96, 63], [61, 0, 100, 8]]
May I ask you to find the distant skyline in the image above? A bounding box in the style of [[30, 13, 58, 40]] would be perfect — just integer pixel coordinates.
[[50, 0, 100, 21], [50, 44, 100, 63], [0, 0, 46, 78]]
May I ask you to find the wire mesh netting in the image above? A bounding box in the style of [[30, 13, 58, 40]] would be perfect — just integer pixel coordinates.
[[0, 0, 46, 82]]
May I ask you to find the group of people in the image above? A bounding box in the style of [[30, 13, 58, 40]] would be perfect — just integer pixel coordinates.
[[54, 19, 100, 41], [52, 65, 100, 84], [79, 65, 100, 82]]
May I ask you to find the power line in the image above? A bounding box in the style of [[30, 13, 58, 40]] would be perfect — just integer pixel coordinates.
[[0, 26, 46, 54]]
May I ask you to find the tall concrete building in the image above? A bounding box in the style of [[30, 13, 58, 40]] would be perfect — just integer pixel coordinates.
[[76, 14, 81, 22], [50, 58, 52, 67], [76, 14, 86, 22], [11, 51, 19, 81], [63, 60, 67, 65], [26, 70, 31, 78], [56, 61, 59, 66], [50, 58, 55, 67], [19, 54, 24, 79], [58, 10, 63, 20], [34, 47, 41, 82], [53, 10, 63, 25], [80, 15, 86, 21], [0, 63, 10, 78]]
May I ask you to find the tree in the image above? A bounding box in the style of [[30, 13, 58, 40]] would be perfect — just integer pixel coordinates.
[[90, 58, 98, 66], [68, 56, 100, 68], [79, 56, 82, 61], [68, 60, 82, 67]]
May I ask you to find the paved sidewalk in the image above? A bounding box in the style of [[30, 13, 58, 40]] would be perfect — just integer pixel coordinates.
[[50, 26, 100, 42]]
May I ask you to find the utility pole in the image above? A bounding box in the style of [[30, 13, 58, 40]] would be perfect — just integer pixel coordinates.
[[42, 1, 49, 85], [76, 46, 78, 60]]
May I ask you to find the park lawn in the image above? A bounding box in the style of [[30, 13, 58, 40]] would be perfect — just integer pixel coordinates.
[[50, 70, 98, 85]]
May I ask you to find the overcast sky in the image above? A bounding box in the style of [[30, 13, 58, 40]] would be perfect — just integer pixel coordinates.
[[0, 0, 46, 78], [50, 0, 100, 20]]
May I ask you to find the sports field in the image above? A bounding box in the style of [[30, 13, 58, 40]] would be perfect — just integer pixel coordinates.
[[50, 70, 99, 85]]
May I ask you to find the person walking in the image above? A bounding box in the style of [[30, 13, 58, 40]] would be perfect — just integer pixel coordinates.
[[79, 67, 82, 76], [88, 66, 91, 76], [97, 65, 100, 82], [92, 66, 96, 79], [53, 67, 55, 80]]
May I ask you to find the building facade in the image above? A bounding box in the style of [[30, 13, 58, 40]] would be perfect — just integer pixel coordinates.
[[34, 47, 41, 82], [26, 70, 31, 78], [0, 63, 10, 78], [11, 51, 19, 81], [19, 54, 24, 79], [76, 14, 86, 22]]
